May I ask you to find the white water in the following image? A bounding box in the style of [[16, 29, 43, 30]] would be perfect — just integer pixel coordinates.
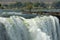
[[0, 15, 59, 40]]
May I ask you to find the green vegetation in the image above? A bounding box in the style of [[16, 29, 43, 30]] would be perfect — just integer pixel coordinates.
[[0, 1, 60, 10], [52, 1, 60, 9]]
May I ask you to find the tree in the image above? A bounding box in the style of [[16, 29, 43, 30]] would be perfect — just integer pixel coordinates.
[[33, 2, 40, 7], [0, 4, 2, 8], [3, 4, 8, 9], [0, 4, 1, 7], [15, 2, 23, 8], [39, 2, 46, 8], [0, 4, 4, 9], [52, 1, 60, 9], [8, 2, 23, 9], [26, 2, 33, 13], [33, 2, 46, 8]]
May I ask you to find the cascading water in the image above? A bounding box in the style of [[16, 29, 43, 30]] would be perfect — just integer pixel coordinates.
[[0, 14, 59, 40], [24, 16, 60, 40]]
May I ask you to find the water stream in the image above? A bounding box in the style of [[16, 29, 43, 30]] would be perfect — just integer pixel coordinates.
[[0, 15, 59, 40]]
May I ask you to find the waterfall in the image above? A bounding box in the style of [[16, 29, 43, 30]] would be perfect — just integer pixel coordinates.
[[24, 16, 60, 40], [0, 15, 59, 40]]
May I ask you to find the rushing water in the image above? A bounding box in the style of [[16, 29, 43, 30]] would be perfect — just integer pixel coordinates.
[[0, 15, 59, 40]]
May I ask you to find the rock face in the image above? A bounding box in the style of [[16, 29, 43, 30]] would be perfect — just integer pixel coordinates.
[[55, 16, 60, 22]]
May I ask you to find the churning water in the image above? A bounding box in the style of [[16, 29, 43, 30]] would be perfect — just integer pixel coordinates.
[[0, 15, 60, 40]]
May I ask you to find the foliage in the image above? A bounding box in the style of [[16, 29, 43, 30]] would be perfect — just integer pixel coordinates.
[[25, 2, 33, 12], [0, 1, 60, 9], [33, 2, 40, 7], [52, 1, 60, 9], [0, 4, 1, 7], [39, 2, 47, 8]]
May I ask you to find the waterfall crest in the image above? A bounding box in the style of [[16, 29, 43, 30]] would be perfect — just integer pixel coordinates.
[[0, 15, 59, 40]]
